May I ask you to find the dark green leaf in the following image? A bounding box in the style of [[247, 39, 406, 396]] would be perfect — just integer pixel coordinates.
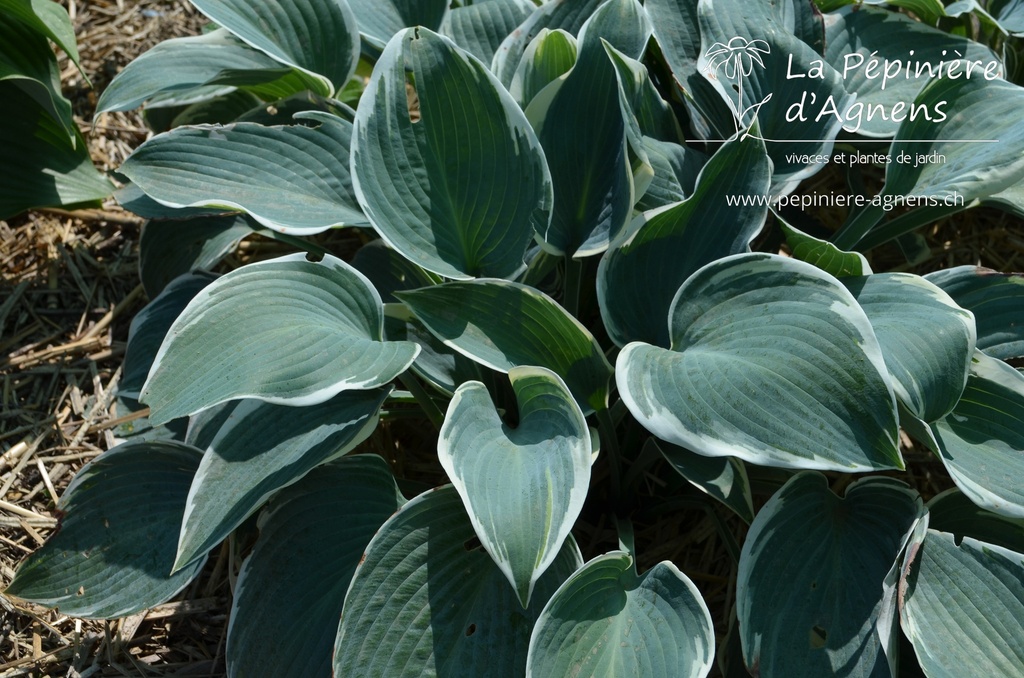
[[5, 441, 205, 618], [228, 455, 405, 678]]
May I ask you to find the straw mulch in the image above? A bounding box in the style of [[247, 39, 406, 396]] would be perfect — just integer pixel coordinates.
[[1, 2, 229, 676], [1, 2, 1023, 677]]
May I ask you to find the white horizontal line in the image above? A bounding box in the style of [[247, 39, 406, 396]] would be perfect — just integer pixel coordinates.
[[706, 136, 1000, 143]]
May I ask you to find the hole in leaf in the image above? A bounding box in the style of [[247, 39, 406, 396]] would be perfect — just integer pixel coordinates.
[[463, 535, 482, 551], [465, 624, 477, 636], [809, 625, 827, 649], [406, 74, 420, 124], [305, 251, 324, 263]]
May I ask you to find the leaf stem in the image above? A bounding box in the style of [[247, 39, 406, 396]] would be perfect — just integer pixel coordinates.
[[563, 255, 583, 318], [596, 407, 622, 504], [399, 373, 445, 430], [831, 204, 886, 250]]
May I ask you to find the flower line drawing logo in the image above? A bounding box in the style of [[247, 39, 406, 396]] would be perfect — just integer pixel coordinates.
[[704, 37, 773, 136]]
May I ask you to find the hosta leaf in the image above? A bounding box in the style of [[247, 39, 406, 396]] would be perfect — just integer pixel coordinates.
[[509, 29, 578, 109], [927, 353, 1024, 519], [697, 0, 851, 192], [121, 114, 365, 235], [398, 279, 613, 413], [900, 530, 1024, 678], [635, 137, 706, 211], [925, 266, 1024, 360], [699, 3, 836, 182], [650, 439, 754, 523], [350, 239, 439, 304], [644, 0, 701, 82], [534, 0, 652, 257], [645, 0, 735, 143], [992, 0, 1024, 35], [175, 389, 389, 570], [189, 0, 359, 94], [843, 273, 975, 422], [598, 131, 769, 348], [138, 215, 251, 298], [824, 7, 999, 138], [351, 28, 552, 280], [0, 84, 112, 218], [0, 0, 82, 74], [781, 219, 871, 278], [866, 0, 945, 25], [441, 0, 534, 65], [114, 183, 236, 221], [140, 253, 419, 426], [439, 367, 591, 607], [228, 456, 405, 678], [334, 486, 583, 677], [112, 394, 189, 444], [348, 0, 449, 52], [96, 30, 299, 114], [527, 552, 714, 678], [169, 90, 264, 128], [890, 75, 1024, 206], [351, 242, 479, 394], [617, 253, 902, 472], [0, 13, 75, 141], [391, 318, 481, 396], [837, 75, 1024, 249], [121, 272, 218, 400], [5, 441, 206, 618], [606, 45, 681, 143], [927, 488, 1024, 555], [492, 0, 605, 87], [738, 473, 923, 677]]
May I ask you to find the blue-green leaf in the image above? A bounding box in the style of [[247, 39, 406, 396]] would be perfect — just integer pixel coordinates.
[[900, 530, 1024, 678], [96, 30, 303, 113], [492, 0, 605, 87], [617, 253, 902, 471], [843, 273, 976, 422], [348, 0, 449, 52], [527, 552, 714, 678], [533, 0, 652, 256], [334, 486, 583, 677], [121, 114, 365, 236], [175, 389, 389, 571], [352, 28, 552, 280], [121, 272, 218, 400], [141, 253, 419, 425], [738, 473, 923, 677], [398, 279, 613, 413], [697, 0, 851, 192], [651, 439, 754, 523], [925, 266, 1024, 360], [228, 456, 405, 678], [0, 84, 112, 218], [439, 367, 591, 607], [189, 0, 359, 94], [441, 0, 534, 65], [138, 216, 251, 298], [927, 353, 1024, 519], [5, 441, 206, 618], [598, 131, 769, 348]]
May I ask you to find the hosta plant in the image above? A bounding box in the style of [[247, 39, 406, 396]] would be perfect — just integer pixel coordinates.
[[0, 0, 112, 218], [8, 0, 1024, 676]]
